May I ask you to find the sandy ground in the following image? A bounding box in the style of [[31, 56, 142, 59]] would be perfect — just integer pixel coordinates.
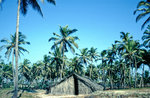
[[36, 91, 88, 98], [35, 88, 150, 98]]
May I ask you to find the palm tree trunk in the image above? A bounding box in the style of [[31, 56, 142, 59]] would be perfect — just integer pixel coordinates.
[[141, 64, 145, 87], [120, 65, 123, 88], [110, 73, 113, 89], [134, 56, 137, 88], [58, 66, 60, 79], [129, 58, 132, 88], [109, 69, 111, 89], [90, 63, 93, 79], [13, 0, 21, 97], [84, 63, 86, 76], [12, 48, 15, 90], [61, 47, 65, 79], [110, 63, 113, 89], [1, 74, 3, 88], [102, 60, 105, 90], [103, 68, 106, 90], [123, 64, 126, 88]]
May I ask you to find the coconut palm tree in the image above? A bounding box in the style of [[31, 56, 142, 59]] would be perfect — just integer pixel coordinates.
[[100, 50, 107, 90], [68, 56, 83, 75], [0, 32, 30, 91], [123, 40, 141, 88], [0, 62, 12, 88], [76, 48, 90, 75], [142, 25, 150, 48], [19, 59, 31, 87], [115, 32, 134, 88], [1, 0, 56, 97], [49, 47, 62, 78], [106, 44, 117, 89], [134, 0, 150, 29], [88, 47, 99, 79], [42, 55, 54, 88], [138, 49, 150, 87], [31, 62, 42, 89], [0, 32, 30, 60], [49, 25, 79, 79]]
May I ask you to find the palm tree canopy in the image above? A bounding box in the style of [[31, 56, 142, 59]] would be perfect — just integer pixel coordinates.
[[142, 25, 150, 48], [88, 47, 99, 62], [49, 25, 79, 54], [123, 40, 139, 58], [20, 0, 56, 16], [0, 0, 55, 16], [1, 62, 13, 80], [134, 0, 150, 29], [120, 32, 133, 42], [0, 32, 30, 60], [19, 59, 34, 82], [49, 46, 62, 65], [76, 48, 89, 65]]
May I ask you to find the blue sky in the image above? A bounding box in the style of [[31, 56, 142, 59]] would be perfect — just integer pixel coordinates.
[[0, 0, 144, 64]]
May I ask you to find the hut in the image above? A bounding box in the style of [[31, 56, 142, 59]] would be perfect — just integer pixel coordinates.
[[47, 73, 103, 95]]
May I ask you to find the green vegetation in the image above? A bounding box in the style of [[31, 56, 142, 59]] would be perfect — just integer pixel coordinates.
[[0, 30, 150, 92]]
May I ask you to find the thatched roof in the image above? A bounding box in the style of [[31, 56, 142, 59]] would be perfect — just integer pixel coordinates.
[[47, 73, 103, 95], [78, 73, 103, 91]]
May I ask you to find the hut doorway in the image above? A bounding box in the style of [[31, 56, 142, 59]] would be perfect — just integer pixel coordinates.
[[74, 75, 79, 95]]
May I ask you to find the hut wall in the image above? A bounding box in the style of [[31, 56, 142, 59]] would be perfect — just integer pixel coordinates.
[[51, 76, 75, 95], [78, 79, 92, 94]]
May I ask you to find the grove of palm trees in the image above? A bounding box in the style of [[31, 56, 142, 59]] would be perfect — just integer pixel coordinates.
[[0, 0, 150, 98]]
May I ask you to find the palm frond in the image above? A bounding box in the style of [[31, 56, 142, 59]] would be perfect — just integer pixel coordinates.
[[0, 38, 10, 44], [48, 37, 59, 42], [137, 1, 150, 8], [51, 44, 57, 50], [18, 46, 29, 54], [115, 40, 121, 43], [5, 47, 12, 60], [71, 41, 78, 48], [59, 26, 66, 37], [53, 32, 61, 37], [20, 0, 28, 15], [141, 16, 150, 29], [134, 8, 148, 15], [68, 29, 78, 35], [143, 29, 150, 34], [142, 34, 150, 40], [66, 41, 75, 53], [53, 40, 62, 48], [73, 36, 80, 40], [19, 41, 30, 45], [47, 0, 56, 5], [29, 0, 43, 17], [143, 39, 150, 47], [18, 50, 24, 57], [70, 46, 75, 54], [18, 32, 26, 39], [136, 10, 150, 22]]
